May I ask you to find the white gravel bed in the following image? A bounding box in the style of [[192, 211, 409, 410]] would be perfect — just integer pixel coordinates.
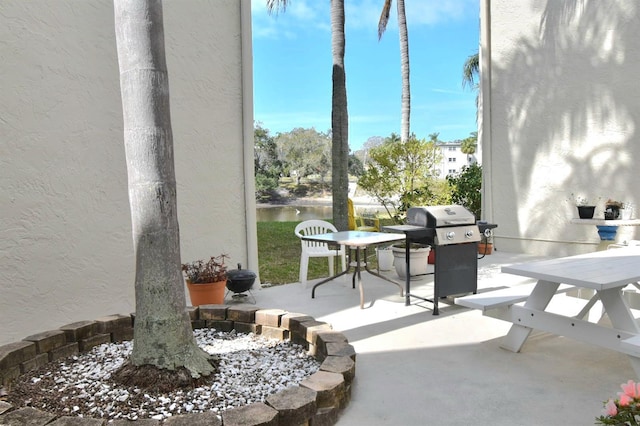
[[12, 329, 320, 422]]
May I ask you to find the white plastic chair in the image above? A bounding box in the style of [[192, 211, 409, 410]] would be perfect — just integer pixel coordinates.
[[294, 220, 346, 285]]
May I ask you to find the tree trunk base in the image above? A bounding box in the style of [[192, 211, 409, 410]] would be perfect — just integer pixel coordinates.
[[111, 361, 218, 393]]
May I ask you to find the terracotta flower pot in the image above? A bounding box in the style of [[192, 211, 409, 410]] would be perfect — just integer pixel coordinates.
[[478, 243, 493, 255], [186, 279, 226, 306]]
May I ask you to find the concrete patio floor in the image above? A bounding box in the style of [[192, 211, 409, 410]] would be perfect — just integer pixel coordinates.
[[249, 250, 634, 425]]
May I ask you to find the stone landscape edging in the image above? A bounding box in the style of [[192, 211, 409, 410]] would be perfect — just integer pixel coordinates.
[[0, 304, 356, 425]]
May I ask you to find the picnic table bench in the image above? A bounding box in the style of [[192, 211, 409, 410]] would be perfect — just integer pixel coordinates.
[[455, 247, 640, 377]]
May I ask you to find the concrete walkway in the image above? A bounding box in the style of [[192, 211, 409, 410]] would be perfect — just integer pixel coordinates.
[[250, 250, 634, 425]]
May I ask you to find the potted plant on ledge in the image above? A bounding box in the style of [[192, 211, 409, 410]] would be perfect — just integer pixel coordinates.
[[572, 194, 596, 219], [182, 254, 229, 306], [604, 199, 623, 220]]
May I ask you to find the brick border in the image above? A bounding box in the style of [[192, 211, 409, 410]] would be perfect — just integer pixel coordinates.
[[0, 305, 356, 425]]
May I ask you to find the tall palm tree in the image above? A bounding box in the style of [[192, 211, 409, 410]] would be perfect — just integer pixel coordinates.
[[267, 1, 350, 230], [113, 0, 214, 379], [379, 0, 410, 142], [329, 0, 349, 231]]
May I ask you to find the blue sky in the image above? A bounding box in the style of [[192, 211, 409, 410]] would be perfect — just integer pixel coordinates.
[[251, 0, 479, 151]]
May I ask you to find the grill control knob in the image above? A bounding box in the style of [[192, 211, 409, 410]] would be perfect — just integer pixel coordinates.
[[446, 231, 456, 240], [465, 230, 474, 238]]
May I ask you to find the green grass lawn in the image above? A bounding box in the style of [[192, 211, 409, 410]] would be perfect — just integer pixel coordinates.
[[257, 220, 398, 286]]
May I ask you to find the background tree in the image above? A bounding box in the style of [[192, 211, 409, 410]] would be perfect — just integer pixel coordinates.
[[348, 153, 364, 177], [113, 0, 214, 379], [275, 127, 332, 186], [379, 0, 411, 142], [357, 133, 444, 221], [353, 135, 384, 167], [447, 163, 482, 220], [254, 123, 282, 199]]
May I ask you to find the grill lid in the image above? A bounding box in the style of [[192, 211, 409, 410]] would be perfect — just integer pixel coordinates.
[[407, 205, 476, 228]]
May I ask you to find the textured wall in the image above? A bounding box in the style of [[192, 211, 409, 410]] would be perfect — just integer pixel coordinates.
[[481, 0, 640, 256], [0, 0, 252, 345]]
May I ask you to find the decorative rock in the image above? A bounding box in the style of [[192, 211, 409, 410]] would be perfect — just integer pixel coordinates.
[[266, 385, 317, 425], [255, 309, 287, 327], [227, 305, 260, 323], [221, 402, 278, 426], [58, 321, 98, 343], [280, 313, 313, 331], [110, 419, 160, 425], [324, 342, 356, 362], [233, 321, 261, 335], [198, 305, 228, 321], [320, 356, 356, 383], [163, 411, 222, 425], [315, 331, 348, 352], [185, 306, 199, 321], [49, 342, 79, 362], [300, 371, 345, 409], [0, 341, 36, 371], [21, 352, 49, 373], [0, 308, 357, 426], [0, 401, 12, 415], [110, 327, 134, 342], [94, 314, 132, 334], [300, 320, 332, 343], [312, 406, 340, 426], [78, 333, 110, 352], [23, 330, 67, 354], [48, 416, 106, 425], [260, 325, 289, 341], [0, 365, 21, 386], [205, 320, 234, 332], [0, 407, 56, 425]]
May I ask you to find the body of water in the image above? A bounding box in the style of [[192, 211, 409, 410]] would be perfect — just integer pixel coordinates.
[[256, 205, 333, 222], [256, 204, 386, 222]]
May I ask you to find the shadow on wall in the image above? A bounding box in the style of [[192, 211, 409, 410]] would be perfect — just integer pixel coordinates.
[[489, 0, 639, 252]]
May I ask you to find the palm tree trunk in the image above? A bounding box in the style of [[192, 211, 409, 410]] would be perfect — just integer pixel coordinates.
[[331, 0, 349, 231], [113, 0, 213, 378], [397, 0, 411, 142]]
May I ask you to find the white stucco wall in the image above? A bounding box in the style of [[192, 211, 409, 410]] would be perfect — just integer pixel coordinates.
[[0, 0, 255, 346], [481, 0, 640, 256]]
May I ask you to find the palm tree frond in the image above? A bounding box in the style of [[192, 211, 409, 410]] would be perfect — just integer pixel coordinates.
[[267, 0, 289, 15], [462, 52, 479, 89], [378, 0, 392, 40]]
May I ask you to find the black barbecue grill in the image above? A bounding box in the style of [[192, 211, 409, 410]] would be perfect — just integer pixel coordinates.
[[386, 205, 483, 315]]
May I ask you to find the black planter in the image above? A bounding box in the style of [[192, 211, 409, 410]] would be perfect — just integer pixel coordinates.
[[577, 205, 596, 219]]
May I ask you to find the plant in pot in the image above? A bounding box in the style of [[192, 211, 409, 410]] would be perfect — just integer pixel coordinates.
[[571, 194, 596, 219], [182, 254, 229, 306], [604, 199, 623, 220], [478, 232, 493, 255]]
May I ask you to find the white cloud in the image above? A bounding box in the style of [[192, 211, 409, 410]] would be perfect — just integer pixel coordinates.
[[346, 0, 478, 31], [252, 0, 477, 39], [251, 0, 330, 39]]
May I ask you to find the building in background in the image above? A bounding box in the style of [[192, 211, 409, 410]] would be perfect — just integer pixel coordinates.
[[435, 140, 478, 177]]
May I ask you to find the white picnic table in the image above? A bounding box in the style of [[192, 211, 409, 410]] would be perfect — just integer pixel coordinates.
[[456, 247, 640, 377]]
